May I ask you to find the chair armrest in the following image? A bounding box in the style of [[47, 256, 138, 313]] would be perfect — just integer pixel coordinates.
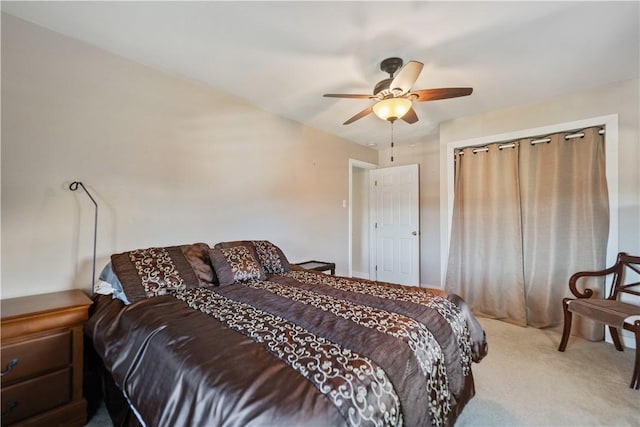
[[568, 265, 618, 299]]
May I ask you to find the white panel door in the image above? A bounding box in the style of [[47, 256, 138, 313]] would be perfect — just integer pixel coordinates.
[[370, 164, 420, 286]]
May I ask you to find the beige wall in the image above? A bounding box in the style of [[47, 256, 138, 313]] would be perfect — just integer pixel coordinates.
[[351, 166, 369, 277], [0, 14, 377, 299], [3, 14, 637, 299]]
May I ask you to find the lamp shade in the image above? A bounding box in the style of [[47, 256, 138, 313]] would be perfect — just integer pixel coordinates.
[[372, 98, 412, 122]]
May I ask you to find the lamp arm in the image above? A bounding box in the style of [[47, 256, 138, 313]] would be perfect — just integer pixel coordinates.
[[69, 181, 98, 293]]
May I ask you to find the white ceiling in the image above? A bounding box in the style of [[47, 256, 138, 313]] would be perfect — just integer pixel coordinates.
[[2, 1, 639, 148]]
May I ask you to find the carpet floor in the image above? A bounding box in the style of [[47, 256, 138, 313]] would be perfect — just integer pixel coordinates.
[[455, 317, 639, 426]]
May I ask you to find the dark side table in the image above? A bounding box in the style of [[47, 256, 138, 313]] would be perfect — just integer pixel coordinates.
[[294, 261, 336, 275]]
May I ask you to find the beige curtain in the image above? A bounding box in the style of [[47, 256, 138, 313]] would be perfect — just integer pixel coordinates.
[[446, 127, 609, 338], [519, 127, 609, 339], [446, 143, 527, 326]]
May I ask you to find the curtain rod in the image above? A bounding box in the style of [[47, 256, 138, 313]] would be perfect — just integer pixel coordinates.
[[458, 127, 605, 155]]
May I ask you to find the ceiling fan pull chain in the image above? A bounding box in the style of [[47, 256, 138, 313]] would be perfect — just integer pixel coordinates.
[[390, 122, 395, 162]]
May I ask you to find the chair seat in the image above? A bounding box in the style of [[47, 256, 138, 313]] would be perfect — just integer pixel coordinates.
[[568, 299, 640, 329]]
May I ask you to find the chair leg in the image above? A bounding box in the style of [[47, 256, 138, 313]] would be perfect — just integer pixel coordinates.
[[631, 323, 639, 390], [558, 298, 573, 352], [610, 326, 624, 351]]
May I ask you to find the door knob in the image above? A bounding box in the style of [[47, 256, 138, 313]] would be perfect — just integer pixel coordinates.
[[412, 231, 418, 236]]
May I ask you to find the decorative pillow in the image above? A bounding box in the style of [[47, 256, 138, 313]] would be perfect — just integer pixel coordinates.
[[214, 240, 252, 250], [214, 240, 290, 274], [252, 240, 291, 274], [179, 242, 218, 286], [111, 245, 201, 303], [209, 245, 266, 286]]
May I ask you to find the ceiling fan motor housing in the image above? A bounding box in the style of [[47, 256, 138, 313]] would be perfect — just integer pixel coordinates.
[[380, 57, 404, 76], [375, 58, 407, 98], [373, 78, 393, 97]]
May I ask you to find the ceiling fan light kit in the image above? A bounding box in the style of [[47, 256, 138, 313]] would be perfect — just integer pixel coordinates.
[[372, 97, 412, 122]]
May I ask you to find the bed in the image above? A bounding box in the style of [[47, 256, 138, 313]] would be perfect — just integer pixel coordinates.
[[84, 240, 487, 427]]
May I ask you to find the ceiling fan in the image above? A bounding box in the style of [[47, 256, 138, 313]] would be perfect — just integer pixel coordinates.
[[324, 57, 473, 125]]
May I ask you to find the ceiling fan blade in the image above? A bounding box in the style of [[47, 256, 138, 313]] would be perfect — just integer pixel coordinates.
[[343, 106, 373, 125], [401, 107, 419, 124], [323, 93, 374, 99], [411, 87, 473, 102], [390, 61, 424, 95]]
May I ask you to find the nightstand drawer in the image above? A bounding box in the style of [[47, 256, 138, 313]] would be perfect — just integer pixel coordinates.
[[1, 368, 71, 426], [1, 330, 71, 385]]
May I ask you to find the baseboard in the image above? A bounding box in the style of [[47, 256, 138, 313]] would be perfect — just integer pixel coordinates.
[[421, 283, 448, 291], [606, 328, 636, 349], [620, 330, 637, 349], [352, 271, 369, 280]]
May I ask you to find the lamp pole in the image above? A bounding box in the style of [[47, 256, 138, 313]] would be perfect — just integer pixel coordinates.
[[69, 181, 98, 293]]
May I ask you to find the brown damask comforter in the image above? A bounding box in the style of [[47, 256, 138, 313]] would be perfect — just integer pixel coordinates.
[[86, 270, 487, 427]]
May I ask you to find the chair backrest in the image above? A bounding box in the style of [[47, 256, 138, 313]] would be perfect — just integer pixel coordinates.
[[609, 252, 640, 300]]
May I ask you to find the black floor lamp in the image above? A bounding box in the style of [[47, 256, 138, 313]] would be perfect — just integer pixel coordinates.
[[69, 181, 98, 293]]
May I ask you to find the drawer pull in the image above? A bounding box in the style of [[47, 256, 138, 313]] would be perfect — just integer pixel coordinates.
[[0, 358, 19, 376], [2, 400, 18, 417]]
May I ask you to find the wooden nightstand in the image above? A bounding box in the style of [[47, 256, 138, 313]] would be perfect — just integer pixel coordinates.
[[1, 289, 92, 427]]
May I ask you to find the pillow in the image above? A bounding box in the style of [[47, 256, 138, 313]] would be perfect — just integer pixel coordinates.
[[214, 240, 252, 250], [209, 245, 266, 286], [98, 262, 130, 304], [214, 240, 290, 274], [179, 242, 218, 286], [252, 240, 291, 274], [111, 245, 201, 303]]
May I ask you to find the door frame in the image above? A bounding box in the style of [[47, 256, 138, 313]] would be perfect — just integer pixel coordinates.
[[348, 159, 377, 278]]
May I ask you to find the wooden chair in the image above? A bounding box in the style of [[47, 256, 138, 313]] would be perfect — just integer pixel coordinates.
[[558, 252, 640, 389]]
